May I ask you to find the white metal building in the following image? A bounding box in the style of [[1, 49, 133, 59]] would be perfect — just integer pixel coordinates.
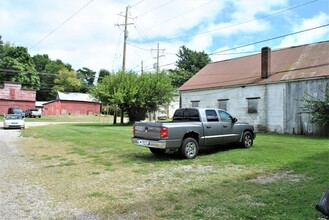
[[179, 41, 329, 135]]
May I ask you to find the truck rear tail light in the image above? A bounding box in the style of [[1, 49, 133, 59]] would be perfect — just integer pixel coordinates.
[[160, 127, 168, 138]]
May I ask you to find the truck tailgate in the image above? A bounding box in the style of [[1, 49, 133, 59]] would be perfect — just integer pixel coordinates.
[[134, 122, 162, 140]]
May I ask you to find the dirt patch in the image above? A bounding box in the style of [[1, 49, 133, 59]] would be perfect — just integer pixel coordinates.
[[247, 170, 305, 184]]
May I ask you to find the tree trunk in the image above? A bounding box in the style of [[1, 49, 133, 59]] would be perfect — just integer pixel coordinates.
[[113, 106, 117, 124], [120, 109, 124, 124], [127, 107, 148, 123]]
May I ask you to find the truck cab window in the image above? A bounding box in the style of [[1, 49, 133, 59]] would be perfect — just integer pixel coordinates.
[[188, 109, 200, 121], [206, 110, 218, 122]]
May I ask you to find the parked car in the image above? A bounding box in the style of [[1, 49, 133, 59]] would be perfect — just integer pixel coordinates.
[[132, 108, 256, 159], [157, 112, 167, 120], [3, 114, 25, 129], [25, 108, 42, 118], [7, 107, 25, 118]]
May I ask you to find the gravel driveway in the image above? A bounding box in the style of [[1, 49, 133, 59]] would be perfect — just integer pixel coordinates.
[[0, 122, 98, 219]]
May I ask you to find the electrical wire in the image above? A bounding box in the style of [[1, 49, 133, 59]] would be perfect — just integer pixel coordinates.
[[209, 24, 329, 55], [142, 0, 216, 33], [29, 0, 95, 49], [130, 0, 145, 8], [134, 0, 176, 18], [145, 0, 319, 42]]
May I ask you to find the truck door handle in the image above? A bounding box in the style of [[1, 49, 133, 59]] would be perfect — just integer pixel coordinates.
[[223, 125, 227, 128], [207, 125, 211, 128]]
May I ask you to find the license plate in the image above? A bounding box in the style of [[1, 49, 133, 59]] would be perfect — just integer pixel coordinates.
[[138, 140, 150, 146]]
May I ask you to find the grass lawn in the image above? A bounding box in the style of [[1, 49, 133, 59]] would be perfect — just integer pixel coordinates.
[[24, 114, 114, 123], [20, 123, 329, 219]]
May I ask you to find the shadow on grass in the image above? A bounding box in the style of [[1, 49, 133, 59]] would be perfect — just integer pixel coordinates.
[[199, 143, 244, 156], [126, 144, 244, 162]]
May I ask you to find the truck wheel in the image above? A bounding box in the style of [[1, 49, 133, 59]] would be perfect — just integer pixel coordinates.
[[180, 137, 199, 159], [241, 131, 253, 148], [149, 148, 166, 155]]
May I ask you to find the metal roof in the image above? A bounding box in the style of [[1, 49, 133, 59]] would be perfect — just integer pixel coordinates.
[[179, 41, 329, 91], [56, 92, 97, 102]]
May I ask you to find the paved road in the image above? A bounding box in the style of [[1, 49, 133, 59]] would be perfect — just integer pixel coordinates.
[[0, 123, 97, 219]]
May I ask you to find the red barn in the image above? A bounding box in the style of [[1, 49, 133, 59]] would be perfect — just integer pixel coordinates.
[[43, 92, 101, 116], [0, 82, 36, 114]]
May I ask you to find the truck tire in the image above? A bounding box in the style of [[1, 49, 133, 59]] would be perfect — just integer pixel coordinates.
[[180, 137, 199, 159], [241, 131, 253, 148], [149, 148, 166, 155]]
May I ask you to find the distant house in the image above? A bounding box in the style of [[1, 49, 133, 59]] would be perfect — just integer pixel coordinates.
[[179, 41, 329, 136], [43, 92, 101, 116], [0, 82, 36, 114]]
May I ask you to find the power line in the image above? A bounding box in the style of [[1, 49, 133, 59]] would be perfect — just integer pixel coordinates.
[[144, 0, 319, 42], [127, 42, 151, 51], [135, 0, 175, 18], [130, 0, 145, 8], [29, 0, 95, 49], [209, 24, 329, 55], [138, 25, 329, 70], [142, 0, 215, 33]]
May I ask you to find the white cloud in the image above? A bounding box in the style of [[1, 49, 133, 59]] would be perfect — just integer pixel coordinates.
[[278, 12, 329, 48], [131, 0, 227, 39], [188, 34, 213, 52], [1, 0, 327, 73]]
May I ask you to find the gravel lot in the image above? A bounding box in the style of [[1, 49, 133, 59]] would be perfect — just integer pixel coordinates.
[[0, 122, 98, 219]]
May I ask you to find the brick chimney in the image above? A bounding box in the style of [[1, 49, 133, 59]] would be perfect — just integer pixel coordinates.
[[261, 47, 271, 79]]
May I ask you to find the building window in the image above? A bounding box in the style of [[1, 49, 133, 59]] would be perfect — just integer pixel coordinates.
[[218, 99, 229, 111], [191, 100, 199, 108], [247, 97, 260, 114]]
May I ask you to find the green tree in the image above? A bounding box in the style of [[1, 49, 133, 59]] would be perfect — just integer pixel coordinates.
[[0, 45, 40, 89], [303, 89, 329, 127], [0, 35, 4, 57], [33, 54, 51, 72], [98, 69, 110, 81], [170, 45, 211, 88], [77, 67, 96, 92], [51, 68, 81, 97], [45, 59, 72, 74], [92, 70, 175, 123], [32, 54, 52, 100], [35, 58, 71, 101]]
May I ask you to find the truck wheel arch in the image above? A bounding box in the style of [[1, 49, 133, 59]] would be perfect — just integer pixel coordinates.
[[183, 131, 199, 143]]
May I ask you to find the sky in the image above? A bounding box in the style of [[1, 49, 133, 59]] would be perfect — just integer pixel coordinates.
[[1, 0, 328, 73]]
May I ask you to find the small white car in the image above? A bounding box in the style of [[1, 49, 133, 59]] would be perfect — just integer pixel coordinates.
[[157, 112, 167, 120], [3, 114, 25, 129]]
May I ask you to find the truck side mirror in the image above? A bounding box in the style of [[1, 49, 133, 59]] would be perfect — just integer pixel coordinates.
[[233, 118, 237, 123]]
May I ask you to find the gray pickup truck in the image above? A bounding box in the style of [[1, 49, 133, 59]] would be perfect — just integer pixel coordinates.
[[132, 108, 256, 159]]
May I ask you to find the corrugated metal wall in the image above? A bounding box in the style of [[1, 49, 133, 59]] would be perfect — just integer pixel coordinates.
[[284, 78, 329, 136]]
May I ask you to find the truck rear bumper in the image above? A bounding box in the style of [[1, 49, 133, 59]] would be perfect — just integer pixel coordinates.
[[131, 138, 180, 150]]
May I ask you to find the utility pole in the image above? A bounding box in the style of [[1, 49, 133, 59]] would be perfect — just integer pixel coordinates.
[[152, 42, 165, 72], [115, 6, 133, 124], [122, 6, 129, 73], [116, 5, 133, 73]]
